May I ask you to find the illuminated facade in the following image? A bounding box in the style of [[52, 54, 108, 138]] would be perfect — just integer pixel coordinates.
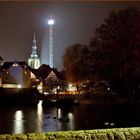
[[0, 61, 31, 88], [28, 33, 40, 69], [0, 61, 40, 89]]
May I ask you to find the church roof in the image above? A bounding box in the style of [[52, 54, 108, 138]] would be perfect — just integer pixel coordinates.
[[37, 64, 64, 80], [52, 68, 65, 80], [0, 56, 3, 61], [0, 62, 12, 69], [0, 61, 29, 69], [0, 61, 64, 80], [0, 61, 39, 78], [38, 64, 52, 79]]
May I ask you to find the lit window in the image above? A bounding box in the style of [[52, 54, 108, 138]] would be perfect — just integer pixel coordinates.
[[13, 63, 18, 66], [17, 85, 22, 88]]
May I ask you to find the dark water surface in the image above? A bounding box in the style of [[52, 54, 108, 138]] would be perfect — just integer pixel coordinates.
[[0, 100, 140, 134]]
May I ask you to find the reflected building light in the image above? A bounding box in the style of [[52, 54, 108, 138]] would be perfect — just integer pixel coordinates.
[[57, 108, 61, 131], [37, 100, 44, 132], [68, 112, 74, 130], [57, 108, 61, 119], [68, 113, 73, 120], [15, 110, 23, 120], [104, 122, 109, 126], [37, 100, 43, 115], [13, 110, 24, 134]]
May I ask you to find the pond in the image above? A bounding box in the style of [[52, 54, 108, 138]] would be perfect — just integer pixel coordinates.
[[0, 100, 140, 134]]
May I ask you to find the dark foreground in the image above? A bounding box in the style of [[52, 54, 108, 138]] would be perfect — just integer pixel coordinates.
[[0, 127, 140, 140]]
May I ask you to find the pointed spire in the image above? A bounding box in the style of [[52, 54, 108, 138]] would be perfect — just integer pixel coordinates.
[[33, 32, 36, 41], [31, 32, 38, 58], [28, 32, 40, 69]]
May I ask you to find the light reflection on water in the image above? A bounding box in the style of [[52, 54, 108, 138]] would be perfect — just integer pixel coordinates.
[[13, 110, 24, 134], [11, 100, 75, 134], [36, 100, 44, 132], [68, 112, 74, 130], [1, 103, 140, 134]]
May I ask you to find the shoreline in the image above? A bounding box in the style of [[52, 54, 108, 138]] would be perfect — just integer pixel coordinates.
[[0, 127, 140, 140]]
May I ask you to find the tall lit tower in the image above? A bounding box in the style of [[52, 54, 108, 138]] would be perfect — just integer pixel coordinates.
[[48, 18, 54, 68], [28, 33, 40, 69]]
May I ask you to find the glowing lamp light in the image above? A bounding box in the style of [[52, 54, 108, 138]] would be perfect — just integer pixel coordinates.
[[37, 85, 43, 90], [68, 83, 72, 87], [48, 19, 54, 25], [17, 84, 22, 88]]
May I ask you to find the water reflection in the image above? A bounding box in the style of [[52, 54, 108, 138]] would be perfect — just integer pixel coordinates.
[[0, 103, 75, 134], [36, 100, 44, 132], [57, 108, 61, 118], [1, 103, 140, 134], [13, 110, 24, 134], [57, 108, 74, 131], [43, 108, 58, 131], [68, 112, 74, 130]]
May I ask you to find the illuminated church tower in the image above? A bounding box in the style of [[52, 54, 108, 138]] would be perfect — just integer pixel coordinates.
[[28, 33, 40, 69]]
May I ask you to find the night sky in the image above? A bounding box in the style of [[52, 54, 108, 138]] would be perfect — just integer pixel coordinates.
[[0, 1, 139, 70]]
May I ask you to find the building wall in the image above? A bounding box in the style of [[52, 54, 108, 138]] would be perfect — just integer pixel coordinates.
[[23, 69, 31, 88], [2, 64, 31, 88]]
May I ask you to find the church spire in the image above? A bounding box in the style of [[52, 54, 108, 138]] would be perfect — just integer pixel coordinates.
[[28, 32, 40, 69], [33, 32, 36, 41], [31, 32, 38, 58]]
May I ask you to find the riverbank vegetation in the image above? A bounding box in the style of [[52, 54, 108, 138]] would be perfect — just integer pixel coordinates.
[[0, 127, 140, 140]]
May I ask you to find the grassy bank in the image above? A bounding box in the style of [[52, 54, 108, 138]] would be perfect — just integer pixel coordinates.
[[1, 127, 140, 140]]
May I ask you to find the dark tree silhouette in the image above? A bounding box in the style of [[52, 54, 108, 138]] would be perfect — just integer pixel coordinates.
[[63, 44, 90, 82], [90, 7, 140, 94], [63, 7, 140, 95]]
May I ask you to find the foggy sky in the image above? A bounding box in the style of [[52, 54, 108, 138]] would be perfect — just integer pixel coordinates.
[[0, 1, 139, 70]]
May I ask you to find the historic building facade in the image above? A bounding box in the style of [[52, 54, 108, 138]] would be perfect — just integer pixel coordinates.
[[0, 61, 41, 89]]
